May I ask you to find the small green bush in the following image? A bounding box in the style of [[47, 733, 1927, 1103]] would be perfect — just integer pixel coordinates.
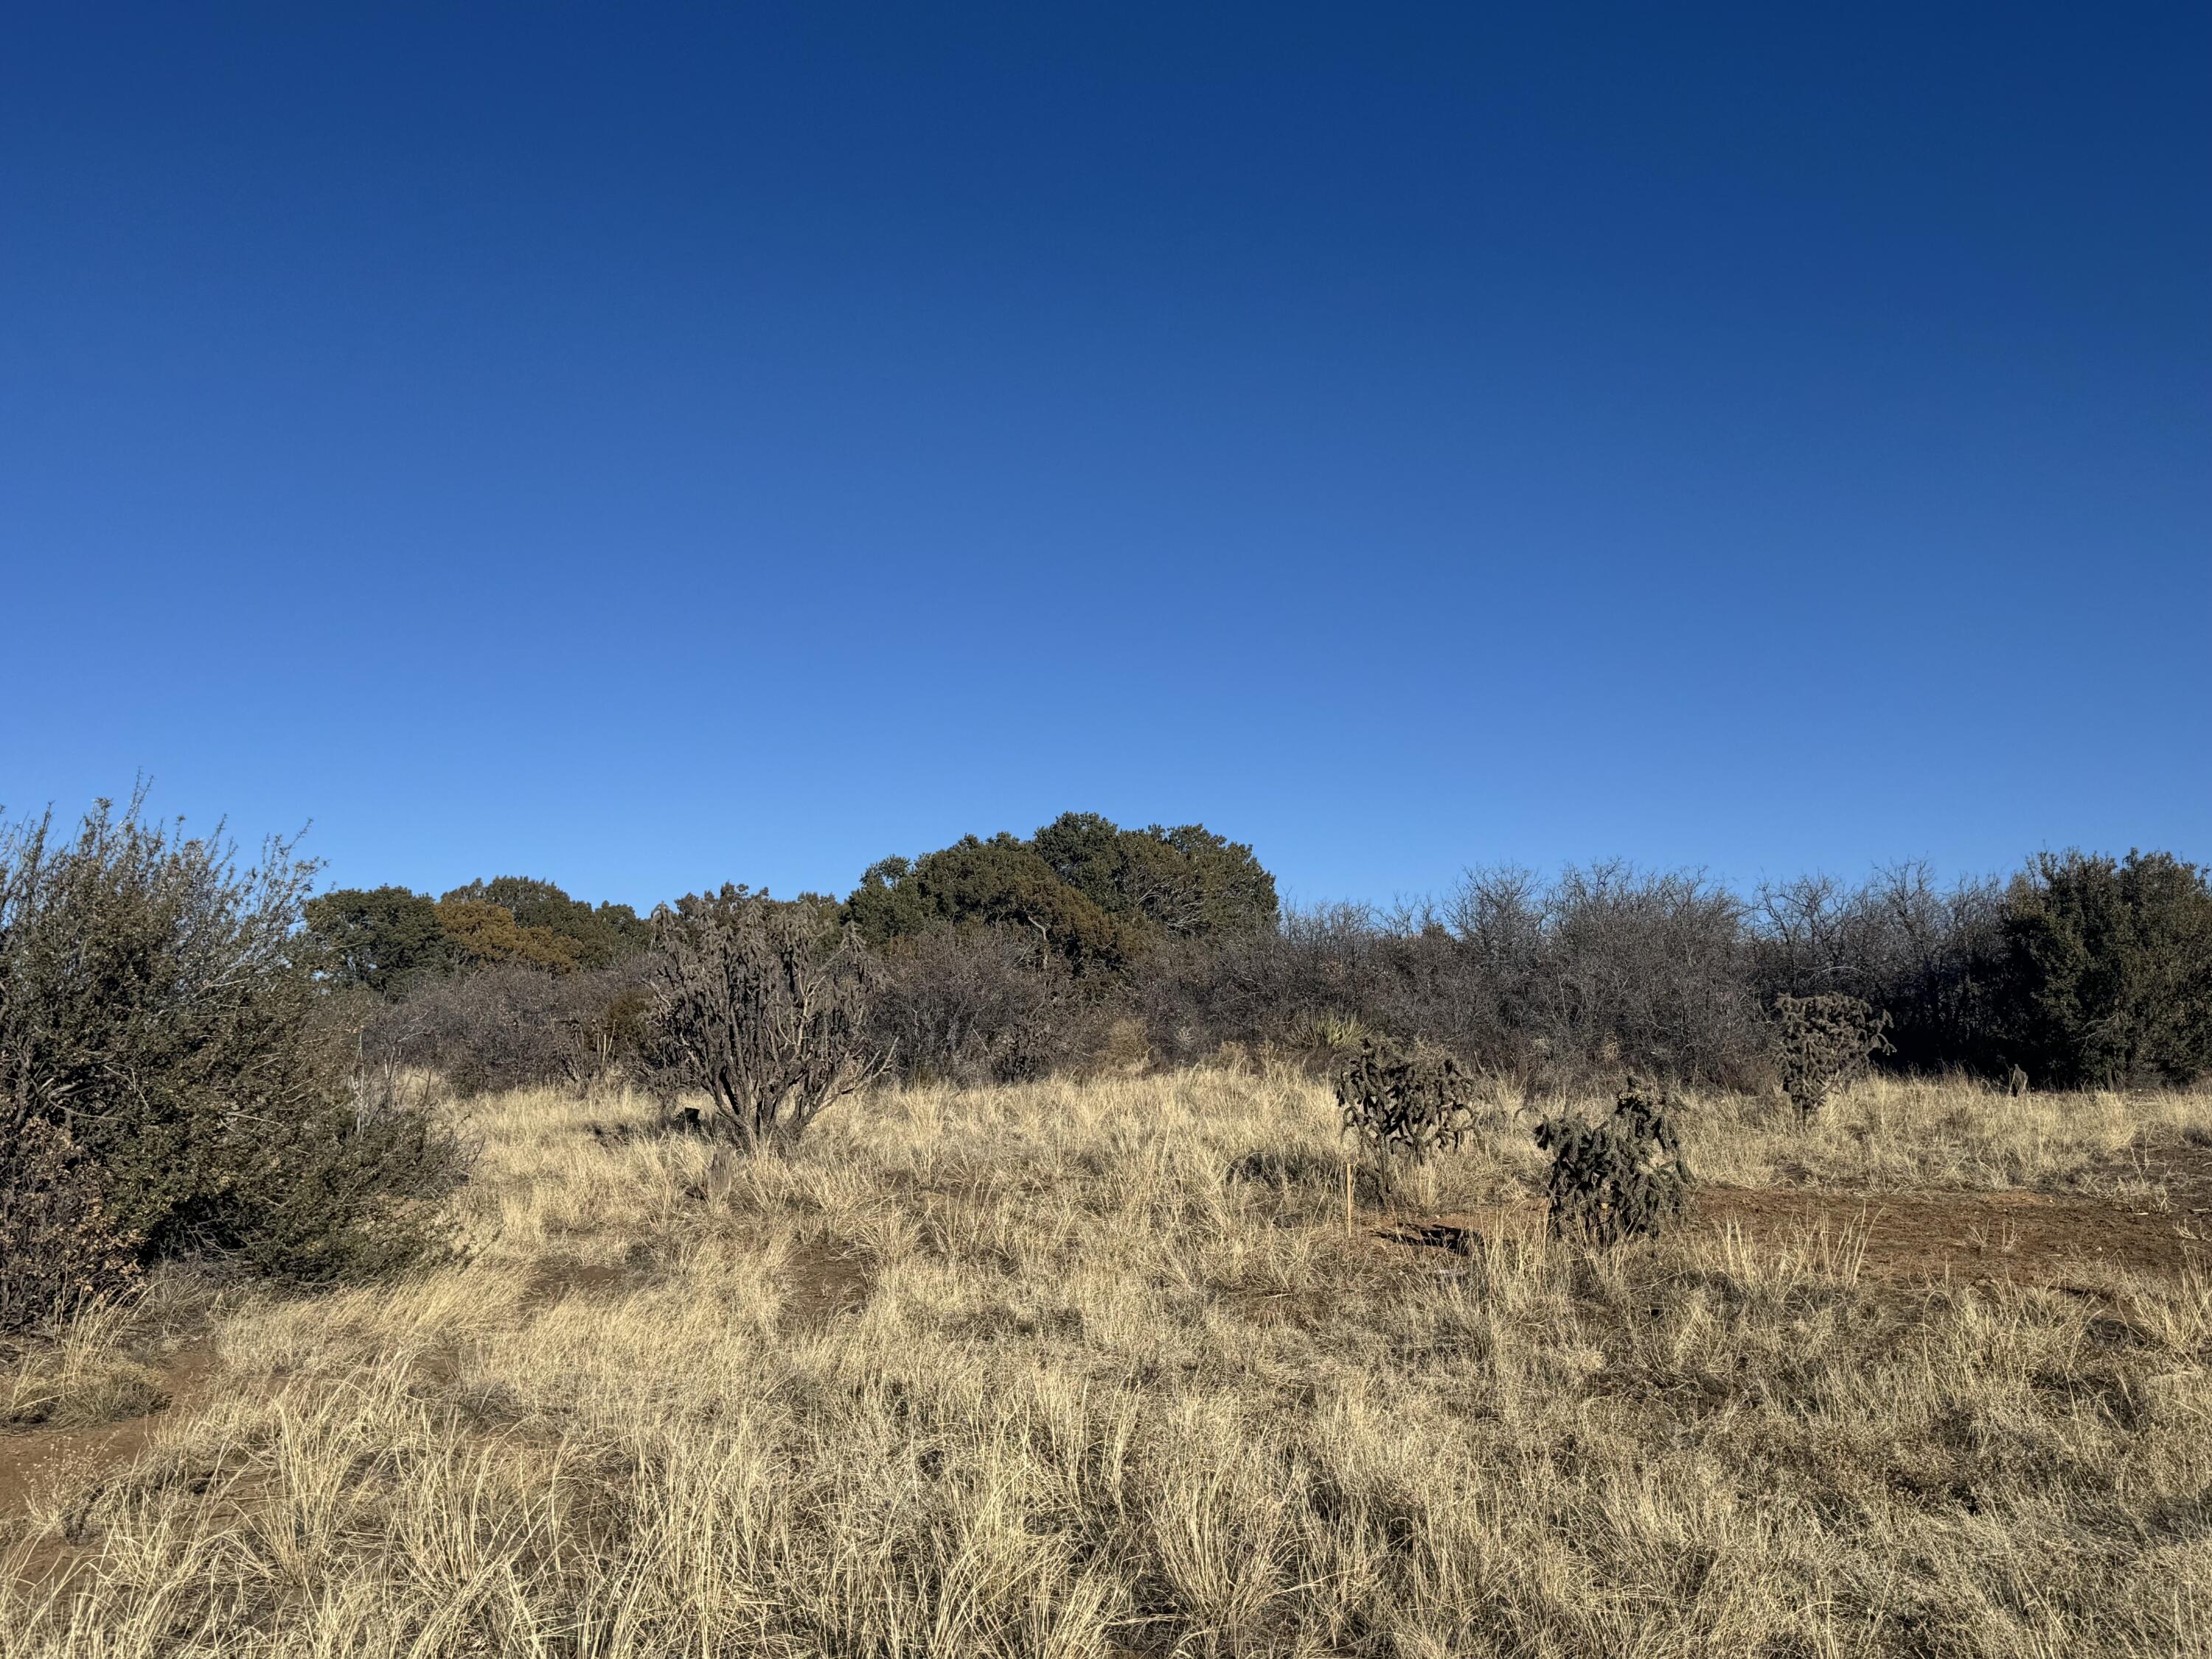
[[0, 793, 466, 1309], [0, 1119, 141, 1333], [1534, 1081, 1691, 1247]]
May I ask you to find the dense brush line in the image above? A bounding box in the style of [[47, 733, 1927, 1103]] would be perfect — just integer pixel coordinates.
[[363, 853, 2212, 1100]]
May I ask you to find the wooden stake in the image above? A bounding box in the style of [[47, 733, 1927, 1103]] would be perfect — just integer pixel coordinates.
[[1345, 1157, 1354, 1234]]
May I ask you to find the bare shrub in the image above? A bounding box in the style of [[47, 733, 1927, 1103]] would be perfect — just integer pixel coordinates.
[[867, 930, 1118, 1085], [364, 961, 649, 1098], [1748, 863, 2005, 1074], [1332, 1034, 1478, 1162], [1136, 868, 1769, 1093], [0, 1119, 141, 1332], [1534, 1080, 1691, 1246], [1524, 863, 1767, 1087], [1772, 992, 1894, 1121], [646, 887, 891, 1150]]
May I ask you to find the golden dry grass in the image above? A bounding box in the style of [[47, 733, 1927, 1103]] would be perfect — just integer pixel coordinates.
[[3, 1068, 2211, 1657]]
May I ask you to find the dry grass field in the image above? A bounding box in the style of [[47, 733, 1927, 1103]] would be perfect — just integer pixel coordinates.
[[3, 1068, 2210, 1657]]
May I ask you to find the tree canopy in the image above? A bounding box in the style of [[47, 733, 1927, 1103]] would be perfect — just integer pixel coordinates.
[[301, 885, 451, 994], [1992, 849, 2212, 1088], [438, 877, 650, 969], [304, 875, 650, 992], [846, 813, 1276, 971]]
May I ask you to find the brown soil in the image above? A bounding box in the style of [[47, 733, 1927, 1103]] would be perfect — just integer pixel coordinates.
[[1388, 1141, 2212, 1290], [2115, 1135, 2212, 1206], [0, 1340, 222, 1585], [779, 1238, 875, 1331], [522, 1254, 648, 1307]]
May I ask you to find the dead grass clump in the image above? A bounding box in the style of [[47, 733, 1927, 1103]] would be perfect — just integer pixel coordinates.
[[1, 1304, 168, 1432], [1222, 1146, 1399, 1220]]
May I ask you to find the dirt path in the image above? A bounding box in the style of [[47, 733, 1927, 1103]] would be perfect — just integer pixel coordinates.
[[0, 1340, 223, 1586]]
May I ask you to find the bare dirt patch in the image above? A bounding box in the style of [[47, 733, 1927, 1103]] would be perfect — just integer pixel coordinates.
[[0, 1341, 219, 1503], [779, 1238, 875, 1330], [0, 1340, 223, 1589], [1689, 1186, 2208, 1284], [523, 1253, 657, 1308], [2112, 1135, 2212, 1205], [1389, 1144, 2212, 1289]]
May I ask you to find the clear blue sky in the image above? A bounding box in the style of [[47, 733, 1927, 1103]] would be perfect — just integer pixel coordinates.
[[4, 4, 2205, 911]]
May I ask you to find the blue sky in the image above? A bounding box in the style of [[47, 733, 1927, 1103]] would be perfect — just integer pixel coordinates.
[[4, 4, 2205, 911]]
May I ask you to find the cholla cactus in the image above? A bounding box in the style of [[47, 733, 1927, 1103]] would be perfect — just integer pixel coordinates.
[[1771, 993, 1893, 1121], [1332, 1034, 1476, 1162], [645, 887, 891, 1151], [1534, 1079, 1691, 1247]]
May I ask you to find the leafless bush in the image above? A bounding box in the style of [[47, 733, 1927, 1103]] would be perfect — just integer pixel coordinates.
[[1122, 909, 1338, 1069], [1771, 992, 1894, 1121], [365, 961, 649, 1098], [824, 858, 2025, 1093], [1518, 863, 1766, 1087], [645, 887, 890, 1150], [1332, 1034, 1479, 1161], [867, 929, 1119, 1085], [1134, 867, 1768, 1091], [1749, 863, 2004, 1073], [1534, 1080, 1691, 1246]]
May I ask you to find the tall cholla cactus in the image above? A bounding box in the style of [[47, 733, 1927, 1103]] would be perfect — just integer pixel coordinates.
[[645, 887, 891, 1151], [1534, 1079, 1691, 1246], [1332, 1034, 1477, 1162], [1771, 992, 1893, 1122]]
